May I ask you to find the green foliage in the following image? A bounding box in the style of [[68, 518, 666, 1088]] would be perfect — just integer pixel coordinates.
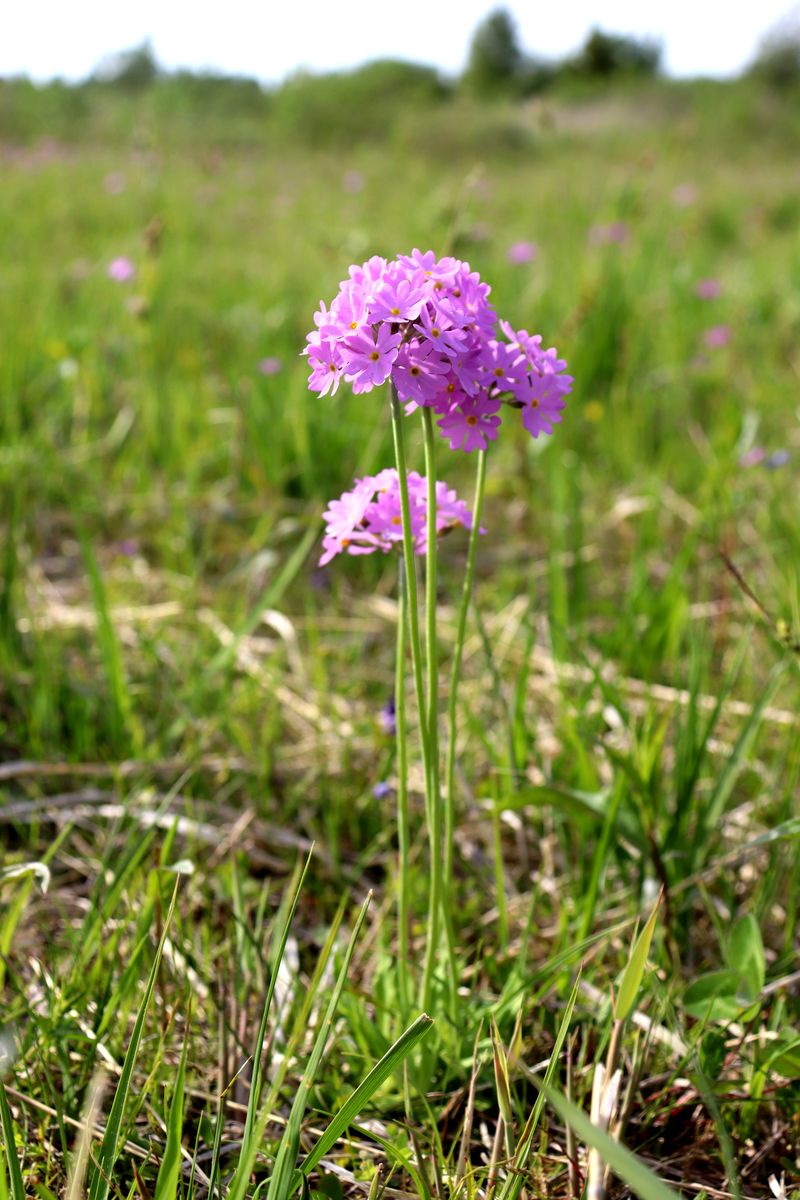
[[269, 60, 451, 145], [464, 8, 554, 98], [750, 14, 800, 89], [569, 27, 662, 78], [93, 40, 160, 90]]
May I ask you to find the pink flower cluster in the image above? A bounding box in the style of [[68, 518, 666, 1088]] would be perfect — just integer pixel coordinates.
[[304, 250, 572, 450], [320, 468, 478, 566]]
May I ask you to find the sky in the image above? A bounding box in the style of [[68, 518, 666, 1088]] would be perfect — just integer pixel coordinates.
[[2, 0, 798, 84]]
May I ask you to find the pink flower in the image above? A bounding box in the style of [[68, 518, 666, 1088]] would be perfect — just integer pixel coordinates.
[[588, 222, 628, 246], [507, 241, 537, 265], [258, 357, 282, 376], [393, 341, 452, 408], [341, 325, 402, 393], [303, 249, 571, 448], [695, 278, 722, 300], [319, 469, 479, 565], [342, 170, 364, 193], [739, 447, 765, 467], [671, 183, 697, 208], [107, 256, 135, 282], [703, 325, 731, 349], [437, 394, 501, 452], [305, 337, 343, 396], [368, 270, 427, 323]]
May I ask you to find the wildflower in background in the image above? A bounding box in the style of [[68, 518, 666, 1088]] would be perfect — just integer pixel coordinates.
[[588, 222, 629, 246], [103, 172, 126, 195], [319, 468, 478, 566], [739, 447, 766, 467], [380, 697, 397, 735], [695, 278, 722, 300], [303, 249, 572, 449], [373, 780, 392, 799], [258, 356, 283, 375], [107, 256, 136, 283], [766, 450, 790, 469], [342, 170, 364, 193], [507, 240, 537, 264], [703, 325, 731, 349], [671, 182, 698, 207]]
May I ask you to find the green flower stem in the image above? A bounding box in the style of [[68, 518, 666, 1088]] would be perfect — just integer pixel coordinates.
[[395, 559, 411, 1018], [420, 405, 445, 1011], [389, 383, 431, 796], [444, 447, 487, 898]]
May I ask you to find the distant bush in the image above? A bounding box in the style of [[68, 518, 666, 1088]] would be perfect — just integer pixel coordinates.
[[268, 60, 451, 144], [750, 12, 800, 88], [93, 41, 160, 90], [568, 28, 662, 78], [463, 8, 555, 97]]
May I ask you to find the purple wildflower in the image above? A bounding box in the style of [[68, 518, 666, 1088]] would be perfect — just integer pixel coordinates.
[[373, 780, 393, 799], [588, 222, 628, 246], [507, 241, 537, 264], [107, 256, 135, 283], [703, 325, 731, 349], [342, 325, 402, 393], [258, 356, 283, 376], [305, 337, 343, 396], [437, 394, 501, 453], [379, 697, 397, 736], [766, 450, 790, 469], [319, 468, 479, 566], [672, 183, 698, 208], [739, 447, 766, 467], [342, 170, 364, 193], [303, 249, 571, 449], [393, 341, 451, 408], [695, 278, 722, 300]]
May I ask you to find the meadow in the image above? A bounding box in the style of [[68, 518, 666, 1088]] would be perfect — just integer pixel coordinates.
[[0, 74, 799, 1198]]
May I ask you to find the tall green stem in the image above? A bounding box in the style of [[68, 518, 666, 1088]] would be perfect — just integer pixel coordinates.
[[420, 405, 444, 1011], [444, 448, 487, 897], [389, 384, 431, 794], [395, 560, 411, 1018]]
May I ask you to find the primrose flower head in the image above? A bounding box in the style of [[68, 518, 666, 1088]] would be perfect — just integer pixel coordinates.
[[319, 468, 479, 566], [304, 249, 572, 451]]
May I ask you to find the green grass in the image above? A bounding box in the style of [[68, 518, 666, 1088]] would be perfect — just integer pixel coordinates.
[[0, 77, 799, 1197]]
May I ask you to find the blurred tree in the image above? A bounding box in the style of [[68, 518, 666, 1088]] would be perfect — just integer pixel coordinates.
[[464, 8, 555, 96], [465, 8, 523, 94], [572, 28, 662, 77], [750, 8, 800, 87], [94, 41, 160, 90]]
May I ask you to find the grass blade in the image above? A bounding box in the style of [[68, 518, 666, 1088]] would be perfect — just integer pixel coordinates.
[[87, 880, 180, 1200], [299, 1012, 434, 1178], [616, 893, 661, 1022], [0, 1084, 24, 1200], [153, 1003, 191, 1200], [497, 972, 581, 1200], [266, 892, 372, 1200], [240, 852, 314, 1155]]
